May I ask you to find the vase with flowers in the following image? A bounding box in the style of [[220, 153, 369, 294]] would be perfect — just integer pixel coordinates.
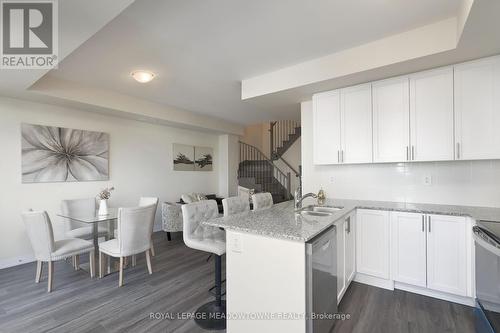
[[97, 186, 114, 216]]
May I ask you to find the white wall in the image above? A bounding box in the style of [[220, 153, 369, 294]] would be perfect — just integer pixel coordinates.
[[301, 101, 500, 208], [218, 134, 239, 198], [0, 96, 229, 268]]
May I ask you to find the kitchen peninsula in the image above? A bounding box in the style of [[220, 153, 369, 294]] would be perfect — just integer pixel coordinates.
[[204, 197, 500, 333]]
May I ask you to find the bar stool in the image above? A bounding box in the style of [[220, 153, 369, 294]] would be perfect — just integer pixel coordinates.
[[222, 196, 250, 217], [182, 200, 226, 330], [251, 192, 273, 211]]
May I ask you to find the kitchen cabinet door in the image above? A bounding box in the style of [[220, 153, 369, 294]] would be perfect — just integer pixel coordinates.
[[340, 83, 373, 164], [454, 56, 500, 160], [344, 213, 356, 284], [337, 219, 346, 303], [356, 209, 390, 279], [426, 214, 468, 296], [372, 77, 410, 163], [390, 211, 427, 287], [409, 67, 454, 161], [313, 90, 341, 164]]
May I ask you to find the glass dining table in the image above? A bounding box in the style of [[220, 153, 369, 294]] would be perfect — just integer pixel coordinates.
[[57, 209, 118, 274]]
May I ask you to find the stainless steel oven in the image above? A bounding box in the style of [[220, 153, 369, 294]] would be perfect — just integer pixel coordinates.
[[474, 221, 500, 333]]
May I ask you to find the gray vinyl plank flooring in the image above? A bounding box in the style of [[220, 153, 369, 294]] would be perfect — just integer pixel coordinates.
[[0, 232, 475, 333]]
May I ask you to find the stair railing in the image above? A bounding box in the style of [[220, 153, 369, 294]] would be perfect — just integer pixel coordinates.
[[239, 141, 291, 200], [269, 120, 301, 158]]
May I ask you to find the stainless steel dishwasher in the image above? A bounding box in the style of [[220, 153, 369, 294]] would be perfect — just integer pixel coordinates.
[[306, 225, 337, 333]]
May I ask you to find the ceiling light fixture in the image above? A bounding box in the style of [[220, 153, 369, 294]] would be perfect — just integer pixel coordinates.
[[131, 70, 156, 83]]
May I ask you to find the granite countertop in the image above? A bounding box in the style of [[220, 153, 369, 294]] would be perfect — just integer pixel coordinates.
[[203, 198, 500, 242]]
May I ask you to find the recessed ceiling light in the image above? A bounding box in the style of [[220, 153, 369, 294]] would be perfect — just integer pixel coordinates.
[[131, 70, 156, 83]]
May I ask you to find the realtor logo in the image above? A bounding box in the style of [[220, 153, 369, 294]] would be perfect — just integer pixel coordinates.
[[1, 0, 58, 69]]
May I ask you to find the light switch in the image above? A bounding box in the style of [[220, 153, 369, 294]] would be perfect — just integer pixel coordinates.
[[231, 233, 242, 253]]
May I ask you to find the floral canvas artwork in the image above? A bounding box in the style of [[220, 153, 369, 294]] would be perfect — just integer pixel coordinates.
[[21, 123, 109, 183]]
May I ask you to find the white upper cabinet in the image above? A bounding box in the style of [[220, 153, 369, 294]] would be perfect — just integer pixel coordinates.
[[340, 83, 373, 164], [372, 77, 410, 163], [454, 56, 500, 160], [313, 90, 341, 164], [409, 67, 454, 161], [426, 214, 468, 296], [311, 55, 500, 165], [391, 211, 427, 287]]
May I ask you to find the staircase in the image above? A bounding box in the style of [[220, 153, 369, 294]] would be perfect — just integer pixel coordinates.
[[238, 142, 291, 203], [270, 120, 301, 160], [238, 120, 301, 204]]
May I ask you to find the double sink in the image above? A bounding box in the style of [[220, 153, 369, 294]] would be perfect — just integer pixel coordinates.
[[296, 205, 343, 217]]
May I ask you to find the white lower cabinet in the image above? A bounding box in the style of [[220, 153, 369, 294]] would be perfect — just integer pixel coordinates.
[[337, 218, 345, 302], [391, 211, 427, 287], [390, 211, 469, 297], [337, 212, 356, 303], [344, 213, 356, 283], [426, 214, 468, 296], [356, 209, 390, 279]]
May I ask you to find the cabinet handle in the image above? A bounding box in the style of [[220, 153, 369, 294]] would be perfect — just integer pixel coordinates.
[[456, 142, 460, 159], [338, 150, 340, 163], [421, 215, 425, 232], [412, 146, 415, 161], [346, 216, 351, 233], [428, 216, 431, 233], [406, 146, 409, 161]]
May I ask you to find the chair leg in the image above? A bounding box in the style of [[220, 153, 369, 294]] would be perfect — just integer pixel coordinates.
[[150, 239, 156, 257], [47, 261, 54, 292], [72, 256, 76, 269], [99, 251, 104, 279], [132, 255, 137, 267], [89, 251, 95, 278], [145, 250, 153, 275], [74, 255, 80, 271], [35, 261, 43, 283], [119, 257, 124, 287]]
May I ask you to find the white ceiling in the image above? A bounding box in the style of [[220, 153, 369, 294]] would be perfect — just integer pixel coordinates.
[[46, 0, 460, 125]]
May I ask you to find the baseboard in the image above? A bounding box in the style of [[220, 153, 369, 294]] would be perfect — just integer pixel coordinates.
[[354, 273, 394, 290], [0, 254, 35, 269], [395, 282, 475, 307]]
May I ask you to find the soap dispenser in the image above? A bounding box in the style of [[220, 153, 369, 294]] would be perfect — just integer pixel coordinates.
[[317, 188, 326, 206]]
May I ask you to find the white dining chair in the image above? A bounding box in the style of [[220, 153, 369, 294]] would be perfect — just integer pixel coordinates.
[[139, 197, 159, 256], [61, 198, 109, 269], [22, 210, 95, 292], [251, 192, 274, 211], [98, 204, 156, 287], [113, 197, 159, 262], [222, 196, 250, 217], [61, 198, 109, 240]]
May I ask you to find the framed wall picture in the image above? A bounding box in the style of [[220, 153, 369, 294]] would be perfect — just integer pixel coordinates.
[[194, 146, 213, 171], [173, 143, 195, 171], [21, 123, 109, 183]]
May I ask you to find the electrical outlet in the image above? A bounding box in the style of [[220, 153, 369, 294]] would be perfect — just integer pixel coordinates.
[[231, 233, 242, 253], [423, 175, 432, 186]]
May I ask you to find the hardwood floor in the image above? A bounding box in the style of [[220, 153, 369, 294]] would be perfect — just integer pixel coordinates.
[[332, 282, 475, 333], [0, 233, 475, 333]]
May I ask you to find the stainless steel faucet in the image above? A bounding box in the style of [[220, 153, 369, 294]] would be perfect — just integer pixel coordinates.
[[295, 182, 319, 210]]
